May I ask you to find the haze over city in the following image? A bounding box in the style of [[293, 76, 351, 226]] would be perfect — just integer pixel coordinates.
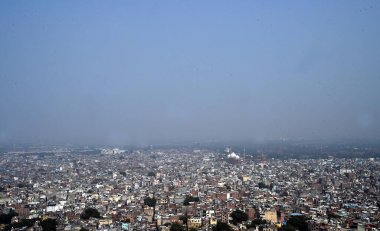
[[1, 1, 380, 145]]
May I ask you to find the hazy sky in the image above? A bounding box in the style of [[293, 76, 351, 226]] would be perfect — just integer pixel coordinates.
[[1, 1, 380, 145]]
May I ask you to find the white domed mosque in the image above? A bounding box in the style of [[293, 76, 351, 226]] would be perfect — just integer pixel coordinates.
[[227, 152, 240, 160]]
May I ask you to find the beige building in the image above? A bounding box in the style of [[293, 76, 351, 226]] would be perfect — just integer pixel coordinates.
[[242, 175, 250, 182], [210, 217, 218, 225], [264, 209, 278, 224], [188, 217, 202, 228]]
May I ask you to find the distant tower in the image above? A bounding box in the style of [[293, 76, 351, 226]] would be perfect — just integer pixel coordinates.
[[224, 146, 231, 154], [259, 153, 266, 162], [259, 154, 266, 169]]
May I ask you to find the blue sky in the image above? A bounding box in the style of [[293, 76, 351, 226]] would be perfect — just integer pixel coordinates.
[[1, 1, 380, 145]]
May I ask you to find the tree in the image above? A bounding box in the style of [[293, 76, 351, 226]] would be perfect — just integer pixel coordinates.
[[212, 222, 232, 231], [257, 182, 267, 189], [280, 225, 297, 231], [230, 210, 248, 225], [3, 218, 37, 231], [40, 218, 57, 231], [280, 215, 308, 231], [0, 210, 18, 224], [279, 191, 289, 197], [179, 215, 188, 226], [119, 171, 127, 177], [80, 208, 101, 220], [170, 222, 185, 231], [183, 195, 200, 205], [247, 219, 267, 229], [144, 197, 157, 207]]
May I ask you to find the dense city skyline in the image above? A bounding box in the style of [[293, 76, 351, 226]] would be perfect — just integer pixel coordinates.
[[1, 144, 379, 230], [1, 1, 380, 145]]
